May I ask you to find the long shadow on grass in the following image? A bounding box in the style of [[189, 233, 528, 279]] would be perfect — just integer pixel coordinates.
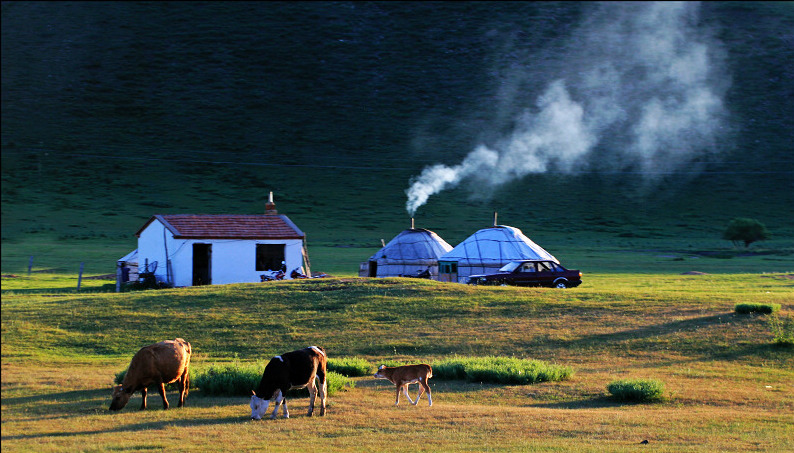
[[2, 389, 251, 421], [529, 396, 625, 409], [1, 416, 247, 441], [550, 313, 743, 353]]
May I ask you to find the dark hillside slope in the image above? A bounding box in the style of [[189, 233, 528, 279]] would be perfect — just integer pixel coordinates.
[[2, 2, 792, 272]]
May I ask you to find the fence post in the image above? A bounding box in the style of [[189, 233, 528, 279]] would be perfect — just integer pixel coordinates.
[[28, 256, 34, 275], [77, 262, 84, 291]]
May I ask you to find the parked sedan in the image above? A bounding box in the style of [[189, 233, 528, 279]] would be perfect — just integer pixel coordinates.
[[466, 260, 582, 288]]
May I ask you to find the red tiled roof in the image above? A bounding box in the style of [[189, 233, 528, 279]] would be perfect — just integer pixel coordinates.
[[135, 214, 304, 239]]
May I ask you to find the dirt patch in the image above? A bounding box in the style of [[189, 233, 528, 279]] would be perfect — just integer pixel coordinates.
[[1, 274, 20, 278]]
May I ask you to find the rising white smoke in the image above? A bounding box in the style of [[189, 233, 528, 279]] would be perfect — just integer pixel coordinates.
[[406, 1, 729, 215]]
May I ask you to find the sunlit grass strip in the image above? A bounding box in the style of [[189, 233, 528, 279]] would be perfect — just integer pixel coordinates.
[[735, 303, 781, 315], [327, 357, 373, 377], [116, 364, 354, 396], [432, 356, 574, 385], [607, 379, 666, 402]]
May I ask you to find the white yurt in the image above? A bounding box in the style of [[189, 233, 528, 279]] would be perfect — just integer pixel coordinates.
[[437, 225, 558, 283], [360, 227, 453, 279]]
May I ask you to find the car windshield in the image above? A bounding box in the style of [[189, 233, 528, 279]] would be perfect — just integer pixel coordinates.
[[498, 261, 522, 272]]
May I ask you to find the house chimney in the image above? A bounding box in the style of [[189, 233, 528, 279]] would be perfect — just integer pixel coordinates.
[[265, 191, 278, 215], [411, 217, 415, 229]]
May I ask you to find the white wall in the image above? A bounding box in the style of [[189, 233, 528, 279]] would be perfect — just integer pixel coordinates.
[[137, 219, 305, 286]]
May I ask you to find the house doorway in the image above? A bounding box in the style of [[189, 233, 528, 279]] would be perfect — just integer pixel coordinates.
[[193, 243, 212, 286]]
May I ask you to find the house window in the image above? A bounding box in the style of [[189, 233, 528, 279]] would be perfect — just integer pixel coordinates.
[[256, 244, 285, 271], [439, 261, 457, 274]]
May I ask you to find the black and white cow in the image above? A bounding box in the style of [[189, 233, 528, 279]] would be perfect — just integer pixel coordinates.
[[250, 346, 328, 420]]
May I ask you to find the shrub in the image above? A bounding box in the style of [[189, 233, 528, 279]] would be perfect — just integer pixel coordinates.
[[722, 217, 770, 248], [607, 379, 666, 403], [116, 364, 355, 396], [770, 314, 794, 346], [327, 357, 373, 377], [432, 356, 574, 385], [735, 303, 781, 315], [114, 369, 180, 391]]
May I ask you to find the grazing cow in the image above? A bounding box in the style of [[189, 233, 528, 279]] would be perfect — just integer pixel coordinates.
[[109, 338, 191, 411], [250, 346, 327, 420], [374, 364, 433, 406]]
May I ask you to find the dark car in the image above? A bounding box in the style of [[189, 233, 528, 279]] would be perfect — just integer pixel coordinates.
[[466, 260, 582, 288]]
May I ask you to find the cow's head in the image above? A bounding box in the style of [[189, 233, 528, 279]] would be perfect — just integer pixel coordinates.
[[109, 385, 131, 411], [250, 390, 270, 420], [374, 364, 388, 379]]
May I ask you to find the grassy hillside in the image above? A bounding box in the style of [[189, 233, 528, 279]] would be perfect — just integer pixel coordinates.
[[2, 275, 792, 451], [2, 2, 793, 275]]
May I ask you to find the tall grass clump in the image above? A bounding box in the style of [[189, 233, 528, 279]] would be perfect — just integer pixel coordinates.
[[116, 364, 354, 396], [327, 357, 373, 377], [735, 303, 780, 315], [432, 356, 573, 385], [770, 314, 794, 346], [193, 364, 354, 396], [114, 369, 180, 391], [607, 379, 666, 403]]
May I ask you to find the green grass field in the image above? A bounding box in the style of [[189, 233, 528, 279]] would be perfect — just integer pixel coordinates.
[[2, 273, 792, 452], [2, 2, 793, 451]]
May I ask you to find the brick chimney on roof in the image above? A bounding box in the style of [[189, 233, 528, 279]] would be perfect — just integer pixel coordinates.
[[265, 191, 278, 215]]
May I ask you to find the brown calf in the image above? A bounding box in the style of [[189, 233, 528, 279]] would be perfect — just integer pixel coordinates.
[[374, 364, 433, 406], [109, 338, 191, 411]]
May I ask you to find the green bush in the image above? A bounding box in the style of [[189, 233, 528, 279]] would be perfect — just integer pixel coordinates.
[[722, 217, 770, 248], [114, 369, 180, 391], [327, 357, 373, 377], [116, 364, 355, 396], [193, 363, 354, 397], [607, 379, 665, 403], [770, 314, 794, 346], [432, 356, 573, 385], [735, 303, 781, 315]]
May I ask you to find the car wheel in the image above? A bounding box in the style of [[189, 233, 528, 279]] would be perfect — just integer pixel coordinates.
[[554, 280, 568, 289]]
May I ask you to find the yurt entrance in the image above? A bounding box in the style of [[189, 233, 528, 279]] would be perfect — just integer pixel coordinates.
[[438, 260, 458, 283], [368, 260, 378, 277]]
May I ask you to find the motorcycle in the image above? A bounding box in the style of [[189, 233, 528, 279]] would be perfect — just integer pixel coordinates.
[[400, 268, 432, 279], [260, 269, 285, 282]]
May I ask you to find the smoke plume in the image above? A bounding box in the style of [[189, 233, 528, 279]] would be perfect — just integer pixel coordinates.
[[406, 1, 729, 215]]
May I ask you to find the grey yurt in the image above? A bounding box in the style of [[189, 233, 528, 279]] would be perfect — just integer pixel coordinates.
[[360, 227, 453, 279], [437, 225, 558, 283]]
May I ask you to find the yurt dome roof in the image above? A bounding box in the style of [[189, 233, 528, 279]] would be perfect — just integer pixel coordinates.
[[369, 228, 453, 264], [439, 225, 557, 265]]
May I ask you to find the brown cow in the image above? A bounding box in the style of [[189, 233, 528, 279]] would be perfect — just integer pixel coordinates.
[[109, 338, 191, 411], [374, 364, 433, 406]]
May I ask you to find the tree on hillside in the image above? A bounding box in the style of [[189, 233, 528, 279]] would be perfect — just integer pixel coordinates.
[[722, 218, 770, 248]]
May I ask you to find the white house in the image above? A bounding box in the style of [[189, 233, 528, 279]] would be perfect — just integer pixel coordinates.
[[134, 193, 309, 287]]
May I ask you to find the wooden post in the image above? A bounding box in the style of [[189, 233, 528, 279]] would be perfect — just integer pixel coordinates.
[[77, 262, 84, 291], [116, 262, 122, 293], [28, 256, 34, 275]]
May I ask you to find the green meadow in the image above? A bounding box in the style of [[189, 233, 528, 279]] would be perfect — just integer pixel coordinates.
[[2, 272, 793, 452], [2, 2, 793, 451]]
